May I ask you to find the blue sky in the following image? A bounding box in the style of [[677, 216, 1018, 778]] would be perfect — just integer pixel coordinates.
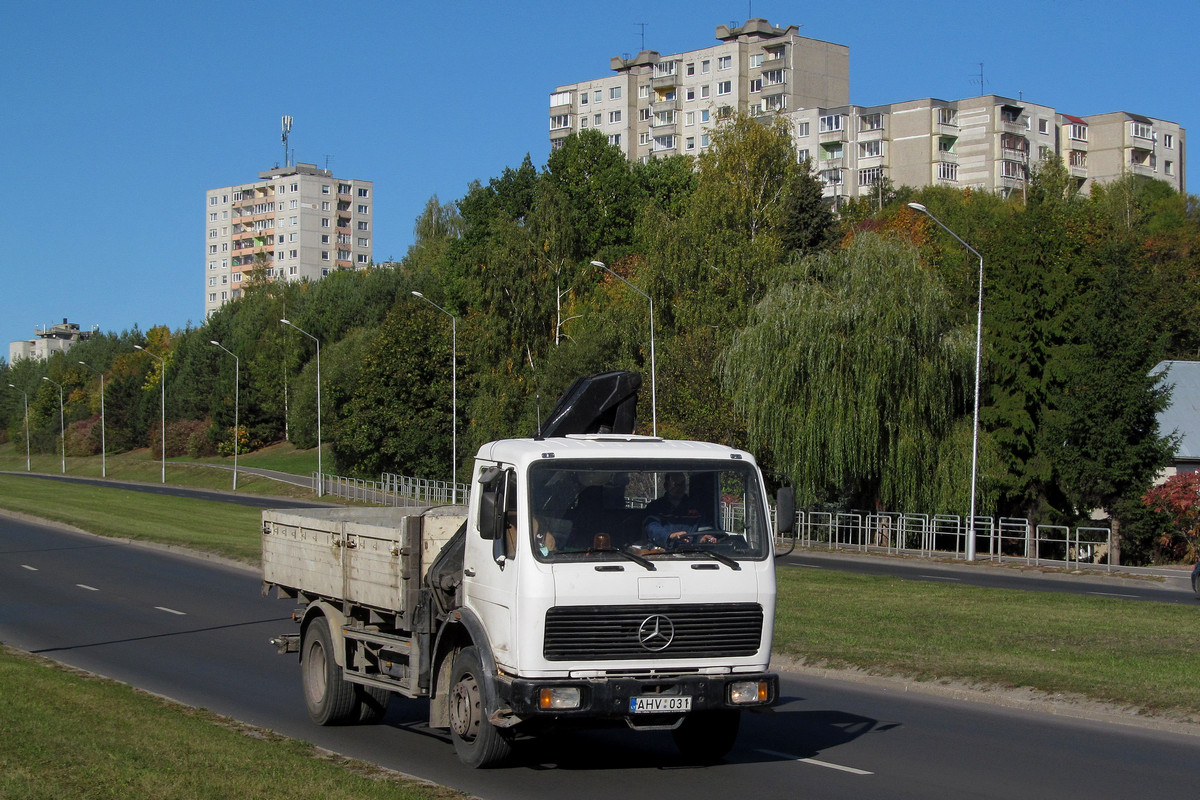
[[2, 0, 1195, 354]]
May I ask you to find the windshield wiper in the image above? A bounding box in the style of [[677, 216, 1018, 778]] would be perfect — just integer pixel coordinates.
[[588, 546, 656, 571], [671, 547, 741, 570]]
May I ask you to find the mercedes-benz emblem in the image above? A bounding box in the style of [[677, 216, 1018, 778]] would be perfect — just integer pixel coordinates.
[[637, 614, 675, 651]]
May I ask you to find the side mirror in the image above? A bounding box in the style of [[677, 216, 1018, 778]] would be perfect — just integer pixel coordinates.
[[477, 468, 508, 541], [775, 487, 795, 536]]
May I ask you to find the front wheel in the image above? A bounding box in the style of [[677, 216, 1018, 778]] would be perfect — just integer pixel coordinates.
[[448, 646, 513, 768], [301, 616, 358, 725], [671, 709, 741, 763]]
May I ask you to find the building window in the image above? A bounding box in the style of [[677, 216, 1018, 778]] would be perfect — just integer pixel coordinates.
[[1001, 160, 1024, 178], [580, 92, 588, 106], [232, 272, 241, 282], [209, 293, 217, 302], [797, 148, 810, 163], [654, 61, 675, 77], [358, 254, 369, 264], [749, 78, 762, 93], [1164, 133, 1174, 148], [749, 53, 763, 68], [859, 140, 882, 158], [208, 276, 217, 286], [209, 212, 218, 222], [819, 115, 842, 132], [550, 114, 570, 130], [1038, 118, 1049, 134], [338, 183, 351, 194], [358, 237, 369, 247], [1131, 121, 1153, 139], [859, 167, 884, 186], [859, 113, 883, 131], [701, 133, 710, 147], [321, 218, 330, 227], [357, 221, 368, 230], [685, 111, 694, 126], [654, 110, 675, 125], [209, 245, 217, 254], [594, 89, 602, 102], [763, 69, 784, 86], [1070, 124, 1087, 141], [357, 204, 368, 214], [653, 134, 676, 151], [820, 169, 842, 186], [685, 87, 695, 101], [358, 188, 369, 198], [717, 81, 731, 95], [610, 86, 621, 100], [701, 59, 710, 73], [686, 136, 695, 151], [937, 107, 957, 126], [609, 110, 622, 123], [700, 109, 710, 123], [209, 196, 218, 206], [717, 55, 731, 70], [580, 117, 588, 128], [639, 84, 650, 98], [639, 132, 651, 145], [686, 62, 695, 76], [289, 199, 298, 209], [796, 121, 810, 137], [608, 134, 621, 146], [1166, 160, 1174, 175], [639, 107, 651, 121], [322, 251, 329, 260], [701, 85, 710, 99], [322, 184, 330, 194], [549, 91, 571, 106], [938, 162, 958, 181], [209, 229, 217, 238]]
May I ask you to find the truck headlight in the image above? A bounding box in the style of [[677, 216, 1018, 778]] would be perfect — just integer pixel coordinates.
[[728, 680, 769, 705], [538, 687, 581, 710]]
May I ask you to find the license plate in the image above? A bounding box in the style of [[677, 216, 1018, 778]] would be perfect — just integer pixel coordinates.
[[629, 695, 692, 713]]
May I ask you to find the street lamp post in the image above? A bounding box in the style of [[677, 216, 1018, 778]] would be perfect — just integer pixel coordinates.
[[591, 260, 656, 437], [412, 292, 458, 503], [280, 319, 321, 496], [134, 345, 166, 484], [41, 377, 65, 474], [7, 384, 30, 471], [908, 202, 984, 562], [210, 341, 240, 491], [78, 362, 106, 478]]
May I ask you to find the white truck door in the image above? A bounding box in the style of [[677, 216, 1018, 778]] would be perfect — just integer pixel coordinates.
[[463, 466, 519, 668]]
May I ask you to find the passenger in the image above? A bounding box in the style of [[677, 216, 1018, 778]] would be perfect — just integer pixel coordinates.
[[644, 473, 718, 549]]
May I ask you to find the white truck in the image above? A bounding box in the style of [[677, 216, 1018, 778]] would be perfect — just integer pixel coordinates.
[[262, 372, 793, 767]]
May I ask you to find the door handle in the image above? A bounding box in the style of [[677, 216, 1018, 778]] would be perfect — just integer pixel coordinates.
[[464, 567, 476, 577]]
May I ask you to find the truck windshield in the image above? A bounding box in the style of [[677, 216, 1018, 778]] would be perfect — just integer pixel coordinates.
[[527, 459, 771, 563]]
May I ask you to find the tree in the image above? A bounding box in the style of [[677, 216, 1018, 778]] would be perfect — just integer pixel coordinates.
[[1143, 472, 1200, 563], [722, 232, 974, 510]]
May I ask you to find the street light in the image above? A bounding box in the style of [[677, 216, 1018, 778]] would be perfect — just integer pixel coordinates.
[[134, 345, 166, 484], [7, 384, 30, 471], [41, 377, 65, 474], [280, 319, 322, 495], [591, 260, 657, 436], [77, 362, 106, 478], [412, 291, 458, 503], [909, 202, 984, 562], [210, 341, 240, 491]]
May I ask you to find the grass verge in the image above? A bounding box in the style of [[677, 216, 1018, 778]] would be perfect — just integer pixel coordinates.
[[0, 645, 462, 800], [0, 475, 265, 564], [774, 564, 1200, 719]]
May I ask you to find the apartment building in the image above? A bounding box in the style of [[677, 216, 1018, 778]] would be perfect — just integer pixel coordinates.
[[204, 163, 373, 318], [787, 96, 1184, 204], [548, 18, 848, 161], [8, 319, 93, 363]]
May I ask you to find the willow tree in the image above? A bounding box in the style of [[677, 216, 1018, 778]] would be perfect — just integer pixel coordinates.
[[721, 232, 975, 511]]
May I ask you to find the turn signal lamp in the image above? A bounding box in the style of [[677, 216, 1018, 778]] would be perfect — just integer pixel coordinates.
[[538, 687, 582, 710], [729, 680, 769, 705]]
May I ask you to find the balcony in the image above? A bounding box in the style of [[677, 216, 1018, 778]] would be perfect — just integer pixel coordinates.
[[651, 73, 677, 90], [1068, 164, 1088, 178], [1130, 162, 1156, 177], [1001, 148, 1029, 162], [819, 127, 847, 143], [936, 150, 958, 163], [1001, 119, 1026, 134]]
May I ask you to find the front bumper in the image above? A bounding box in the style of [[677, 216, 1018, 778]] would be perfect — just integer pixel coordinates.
[[501, 672, 778, 720]]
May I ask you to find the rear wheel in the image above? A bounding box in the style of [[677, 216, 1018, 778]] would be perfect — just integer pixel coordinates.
[[671, 709, 741, 763], [356, 685, 390, 723], [301, 616, 358, 725], [448, 646, 513, 768]]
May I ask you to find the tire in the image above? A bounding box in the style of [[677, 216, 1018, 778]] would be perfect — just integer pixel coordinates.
[[356, 685, 390, 724], [448, 646, 513, 768], [301, 616, 359, 725], [671, 709, 741, 763]]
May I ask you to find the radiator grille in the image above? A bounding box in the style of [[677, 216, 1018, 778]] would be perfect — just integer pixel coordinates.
[[543, 603, 763, 661]]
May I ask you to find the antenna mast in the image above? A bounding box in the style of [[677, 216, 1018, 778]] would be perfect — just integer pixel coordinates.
[[281, 115, 293, 167]]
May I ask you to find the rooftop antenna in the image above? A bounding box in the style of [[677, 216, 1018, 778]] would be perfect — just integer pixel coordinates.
[[324, 154, 333, 171], [636, 22, 646, 51], [281, 115, 293, 167], [970, 63, 986, 97]]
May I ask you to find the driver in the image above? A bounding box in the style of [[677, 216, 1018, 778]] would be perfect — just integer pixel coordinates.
[[644, 473, 717, 549]]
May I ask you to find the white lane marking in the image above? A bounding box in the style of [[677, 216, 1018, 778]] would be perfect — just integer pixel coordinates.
[[21, 564, 38, 571], [758, 749, 874, 775], [76, 584, 99, 591], [1087, 591, 1138, 599], [919, 575, 961, 581], [155, 606, 187, 616]]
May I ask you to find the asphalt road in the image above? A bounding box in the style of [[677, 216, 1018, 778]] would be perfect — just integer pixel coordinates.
[[2, 513, 1198, 799]]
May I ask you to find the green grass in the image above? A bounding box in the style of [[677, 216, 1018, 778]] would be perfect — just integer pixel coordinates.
[[0, 645, 463, 800], [775, 565, 1200, 719], [0, 441, 318, 500], [0, 474, 265, 564]]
